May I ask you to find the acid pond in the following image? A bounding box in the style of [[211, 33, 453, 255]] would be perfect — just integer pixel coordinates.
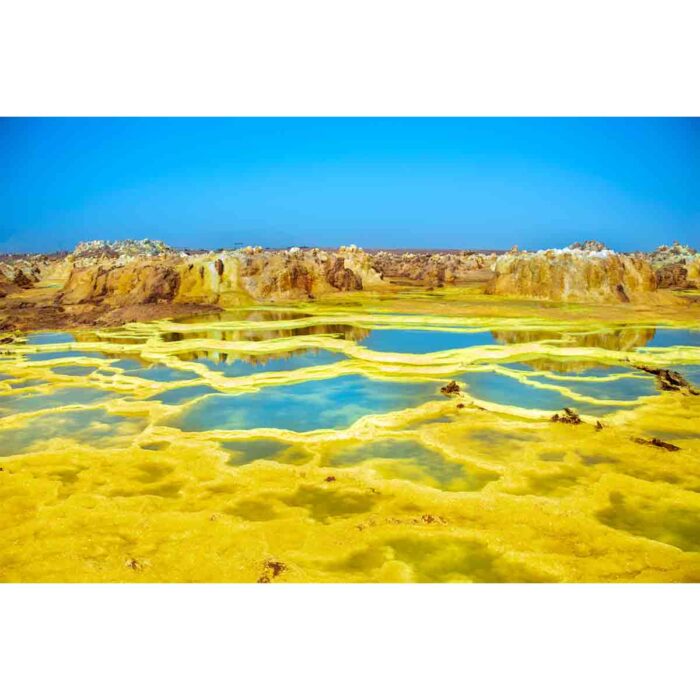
[[1, 296, 699, 582]]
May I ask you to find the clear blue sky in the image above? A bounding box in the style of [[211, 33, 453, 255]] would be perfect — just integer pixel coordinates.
[[1, 118, 698, 253]]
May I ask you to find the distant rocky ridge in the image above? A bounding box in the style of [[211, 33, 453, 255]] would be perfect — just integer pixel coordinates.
[[1, 238, 698, 332], [72, 238, 175, 259], [370, 250, 496, 286]]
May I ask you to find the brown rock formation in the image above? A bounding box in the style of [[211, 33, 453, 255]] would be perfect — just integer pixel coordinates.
[[648, 242, 699, 290], [654, 263, 688, 289], [325, 257, 363, 291]]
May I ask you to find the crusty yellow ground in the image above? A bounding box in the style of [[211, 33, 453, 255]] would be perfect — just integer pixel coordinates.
[[1, 288, 699, 582]]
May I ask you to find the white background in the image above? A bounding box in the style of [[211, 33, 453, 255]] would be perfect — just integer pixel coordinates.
[[2, 1, 699, 699]]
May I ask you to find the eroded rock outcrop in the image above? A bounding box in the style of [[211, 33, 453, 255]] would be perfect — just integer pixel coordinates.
[[486, 245, 657, 303], [648, 242, 699, 290]]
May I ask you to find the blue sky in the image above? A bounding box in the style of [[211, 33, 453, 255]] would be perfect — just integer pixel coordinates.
[[1, 118, 698, 253]]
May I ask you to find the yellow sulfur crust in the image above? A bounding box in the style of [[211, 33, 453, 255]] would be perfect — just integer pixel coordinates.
[[1, 288, 699, 582]]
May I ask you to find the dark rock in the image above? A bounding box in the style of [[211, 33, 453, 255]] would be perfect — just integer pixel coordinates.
[[632, 437, 681, 452], [257, 559, 287, 583], [634, 365, 699, 395], [266, 560, 286, 577], [551, 407, 583, 425], [13, 270, 34, 288], [440, 380, 460, 395]]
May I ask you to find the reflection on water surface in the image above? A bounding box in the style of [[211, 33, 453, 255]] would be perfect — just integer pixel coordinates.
[[361, 329, 497, 353], [170, 374, 444, 432], [177, 348, 343, 377]]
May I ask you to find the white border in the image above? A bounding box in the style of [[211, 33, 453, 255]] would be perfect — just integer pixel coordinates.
[[1, 0, 699, 116], [2, 584, 698, 699]]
